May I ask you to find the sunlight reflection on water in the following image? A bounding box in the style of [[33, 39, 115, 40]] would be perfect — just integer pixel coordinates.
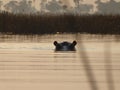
[[0, 34, 120, 90]]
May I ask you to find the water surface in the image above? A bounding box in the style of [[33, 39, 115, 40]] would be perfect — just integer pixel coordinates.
[[0, 34, 120, 90]]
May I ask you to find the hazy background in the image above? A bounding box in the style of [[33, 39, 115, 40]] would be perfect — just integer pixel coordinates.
[[0, 0, 120, 14]]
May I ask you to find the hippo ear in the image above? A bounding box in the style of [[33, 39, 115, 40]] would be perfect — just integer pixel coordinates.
[[54, 41, 58, 46], [72, 41, 77, 46]]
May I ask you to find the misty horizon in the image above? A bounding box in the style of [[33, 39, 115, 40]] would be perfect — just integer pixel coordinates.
[[0, 0, 120, 14]]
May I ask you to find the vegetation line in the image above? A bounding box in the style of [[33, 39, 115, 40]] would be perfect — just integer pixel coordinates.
[[0, 12, 120, 35]]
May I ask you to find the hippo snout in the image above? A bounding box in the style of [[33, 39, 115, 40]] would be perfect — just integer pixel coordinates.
[[53, 41, 77, 51]]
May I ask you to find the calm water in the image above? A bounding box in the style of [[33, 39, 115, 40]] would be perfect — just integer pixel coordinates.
[[0, 34, 120, 90]]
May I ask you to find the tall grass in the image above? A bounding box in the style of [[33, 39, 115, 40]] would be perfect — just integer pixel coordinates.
[[0, 12, 120, 35]]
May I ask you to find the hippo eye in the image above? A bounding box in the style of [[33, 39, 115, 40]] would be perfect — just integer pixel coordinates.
[[54, 41, 58, 46]]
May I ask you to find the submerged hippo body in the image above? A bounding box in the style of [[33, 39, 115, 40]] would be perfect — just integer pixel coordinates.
[[54, 41, 77, 51]]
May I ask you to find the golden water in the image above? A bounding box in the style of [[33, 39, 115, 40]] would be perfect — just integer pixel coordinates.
[[0, 34, 120, 90]]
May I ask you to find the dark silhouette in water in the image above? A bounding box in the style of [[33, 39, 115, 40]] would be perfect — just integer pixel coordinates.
[[54, 41, 77, 51]]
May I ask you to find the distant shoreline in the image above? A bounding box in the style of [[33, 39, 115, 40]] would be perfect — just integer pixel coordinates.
[[0, 12, 120, 35]]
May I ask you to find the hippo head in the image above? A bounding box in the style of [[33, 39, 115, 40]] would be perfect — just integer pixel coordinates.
[[53, 41, 77, 51]]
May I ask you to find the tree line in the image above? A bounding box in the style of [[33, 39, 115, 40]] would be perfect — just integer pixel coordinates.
[[0, 12, 120, 35]]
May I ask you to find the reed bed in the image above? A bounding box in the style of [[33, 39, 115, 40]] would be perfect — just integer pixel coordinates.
[[0, 12, 120, 35]]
